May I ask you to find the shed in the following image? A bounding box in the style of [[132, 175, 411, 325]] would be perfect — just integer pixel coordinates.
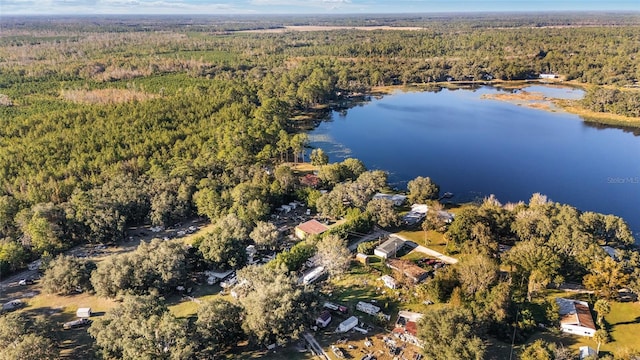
[[355, 253, 370, 265], [579, 346, 597, 360], [76, 307, 92, 318], [294, 219, 329, 240], [374, 236, 405, 259], [316, 310, 332, 328], [380, 275, 397, 289]]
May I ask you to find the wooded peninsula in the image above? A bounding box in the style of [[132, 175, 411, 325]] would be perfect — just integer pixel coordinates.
[[1, 13, 639, 360]]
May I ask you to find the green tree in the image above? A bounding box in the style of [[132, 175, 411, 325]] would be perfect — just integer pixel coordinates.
[[250, 221, 279, 250], [315, 234, 351, 277], [519, 339, 555, 360], [594, 329, 609, 354], [0, 313, 59, 360], [91, 239, 187, 298], [583, 256, 630, 299], [193, 187, 227, 222], [366, 198, 400, 228], [198, 214, 249, 270], [407, 176, 440, 203], [89, 295, 194, 360], [310, 148, 329, 166], [195, 299, 244, 356], [0, 239, 28, 273], [457, 254, 498, 296], [236, 265, 314, 346], [41, 254, 95, 295], [594, 299, 611, 327], [417, 307, 484, 360]]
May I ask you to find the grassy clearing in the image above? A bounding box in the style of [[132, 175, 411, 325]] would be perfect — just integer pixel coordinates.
[[557, 100, 640, 128], [395, 229, 449, 255], [533, 290, 640, 357]]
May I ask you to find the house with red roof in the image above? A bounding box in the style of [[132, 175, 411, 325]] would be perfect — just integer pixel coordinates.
[[556, 298, 596, 337]]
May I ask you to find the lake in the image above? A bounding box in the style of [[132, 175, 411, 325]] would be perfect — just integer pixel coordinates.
[[308, 85, 640, 240]]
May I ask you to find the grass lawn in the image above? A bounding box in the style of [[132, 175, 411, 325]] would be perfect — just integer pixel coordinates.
[[395, 229, 449, 255], [531, 290, 640, 358], [601, 301, 640, 355]]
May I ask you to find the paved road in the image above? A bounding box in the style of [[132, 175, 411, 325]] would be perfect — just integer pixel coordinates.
[[391, 233, 458, 264], [303, 332, 330, 360]]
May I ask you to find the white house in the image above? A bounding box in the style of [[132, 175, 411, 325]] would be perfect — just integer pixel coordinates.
[[380, 275, 397, 289], [316, 310, 332, 328], [372, 193, 408, 206], [556, 298, 596, 337]]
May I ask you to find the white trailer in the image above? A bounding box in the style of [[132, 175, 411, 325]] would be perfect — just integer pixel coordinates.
[[356, 301, 380, 316], [336, 316, 359, 333], [76, 307, 92, 318]]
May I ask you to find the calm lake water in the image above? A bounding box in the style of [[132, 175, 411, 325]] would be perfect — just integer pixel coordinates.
[[308, 86, 640, 240]]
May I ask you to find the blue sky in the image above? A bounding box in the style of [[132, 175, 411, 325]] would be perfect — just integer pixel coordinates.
[[3, 0, 639, 15]]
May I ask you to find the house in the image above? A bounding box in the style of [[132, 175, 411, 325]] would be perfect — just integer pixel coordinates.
[[300, 174, 320, 188], [393, 311, 423, 346], [316, 310, 332, 328], [386, 258, 429, 284], [294, 219, 329, 239], [380, 275, 398, 289], [372, 193, 408, 206], [579, 346, 597, 360], [402, 204, 429, 226], [602, 245, 617, 259], [76, 307, 92, 318], [556, 298, 596, 337], [374, 236, 405, 259]]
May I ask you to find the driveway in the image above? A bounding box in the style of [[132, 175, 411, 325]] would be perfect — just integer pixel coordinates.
[[391, 233, 458, 264]]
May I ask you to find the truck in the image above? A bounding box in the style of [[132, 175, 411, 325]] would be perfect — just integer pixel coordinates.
[[63, 318, 91, 330]]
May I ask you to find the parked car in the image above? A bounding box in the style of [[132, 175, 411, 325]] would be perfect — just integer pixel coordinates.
[[18, 278, 34, 286], [63, 318, 91, 330]]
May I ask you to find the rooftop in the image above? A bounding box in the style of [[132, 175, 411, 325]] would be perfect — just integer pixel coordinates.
[[376, 236, 405, 254], [387, 258, 428, 282], [556, 298, 596, 331], [295, 219, 329, 235]]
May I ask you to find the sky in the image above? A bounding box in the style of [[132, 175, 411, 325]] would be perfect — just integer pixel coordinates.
[[2, 0, 639, 16]]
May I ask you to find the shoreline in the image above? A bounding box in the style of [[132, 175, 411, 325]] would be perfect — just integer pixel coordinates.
[[370, 80, 640, 129]]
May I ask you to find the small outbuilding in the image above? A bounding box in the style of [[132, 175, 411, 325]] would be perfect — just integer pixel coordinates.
[[294, 219, 329, 240], [316, 310, 332, 328], [355, 253, 370, 265], [76, 307, 92, 318], [380, 275, 398, 289], [579, 346, 597, 360]]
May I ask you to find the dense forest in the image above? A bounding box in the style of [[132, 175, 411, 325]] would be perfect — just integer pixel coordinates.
[[2, 12, 640, 275], [1, 14, 640, 360]]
